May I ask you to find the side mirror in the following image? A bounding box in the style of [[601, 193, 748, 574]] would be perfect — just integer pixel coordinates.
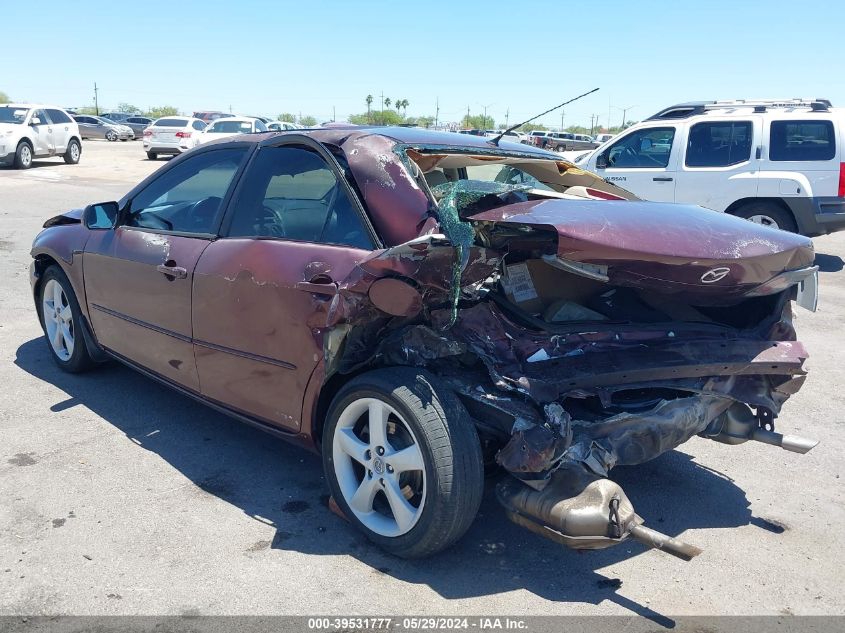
[[595, 153, 608, 169], [83, 202, 120, 230], [30, 117, 41, 126]]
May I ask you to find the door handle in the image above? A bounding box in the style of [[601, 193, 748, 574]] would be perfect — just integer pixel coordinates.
[[653, 177, 673, 182], [295, 275, 338, 295], [156, 264, 187, 279]]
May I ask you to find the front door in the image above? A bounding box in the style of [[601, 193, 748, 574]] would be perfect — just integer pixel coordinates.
[[84, 146, 249, 390], [28, 109, 54, 156], [192, 143, 377, 431], [592, 124, 680, 202]]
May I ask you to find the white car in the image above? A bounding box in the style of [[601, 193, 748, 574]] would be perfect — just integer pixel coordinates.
[[0, 103, 82, 169], [142, 117, 208, 160], [576, 98, 845, 235], [266, 120, 299, 132], [197, 117, 267, 144], [593, 133, 615, 145]]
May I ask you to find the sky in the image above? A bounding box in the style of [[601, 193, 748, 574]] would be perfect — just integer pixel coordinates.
[[4, 0, 845, 130]]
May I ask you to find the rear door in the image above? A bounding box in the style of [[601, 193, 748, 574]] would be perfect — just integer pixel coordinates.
[[591, 124, 679, 202], [192, 141, 377, 431], [84, 146, 249, 390], [673, 117, 761, 211], [45, 109, 73, 153]]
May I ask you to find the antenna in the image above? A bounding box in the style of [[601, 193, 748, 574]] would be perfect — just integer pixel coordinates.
[[491, 88, 599, 146]]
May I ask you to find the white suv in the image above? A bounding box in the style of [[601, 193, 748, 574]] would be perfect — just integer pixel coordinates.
[[0, 104, 82, 169], [576, 99, 845, 235]]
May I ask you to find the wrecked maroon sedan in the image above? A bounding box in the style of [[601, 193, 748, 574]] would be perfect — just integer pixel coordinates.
[[30, 127, 819, 560]]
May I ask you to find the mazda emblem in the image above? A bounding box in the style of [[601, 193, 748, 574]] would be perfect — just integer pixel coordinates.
[[700, 267, 730, 283]]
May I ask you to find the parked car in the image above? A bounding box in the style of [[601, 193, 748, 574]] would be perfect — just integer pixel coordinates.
[[543, 132, 598, 152], [593, 132, 615, 145], [121, 116, 153, 139], [142, 117, 207, 159], [193, 111, 230, 123], [576, 98, 845, 235], [482, 129, 527, 143], [73, 115, 134, 141], [0, 103, 81, 169], [30, 127, 819, 561], [196, 116, 267, 144], [266, 120, 299, 132]]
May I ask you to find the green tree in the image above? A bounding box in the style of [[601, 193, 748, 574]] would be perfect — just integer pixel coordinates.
[[396, 99, 409, 116], [365, 94, 373, 123], [384, 97, 391, 110], [145, 105, 179, 119], [76, 106, 99, 115], [516, 122, 547, 132], [299, 114, 317, 127], [278, 112, 296, 123], [462, 113, 494, 129], [0, 90, 9, 103], [116, 102, 140, 114]]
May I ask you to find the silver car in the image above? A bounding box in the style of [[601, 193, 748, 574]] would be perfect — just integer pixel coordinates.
[[121, 116, 153, 139], [73, 115, 134, 141]]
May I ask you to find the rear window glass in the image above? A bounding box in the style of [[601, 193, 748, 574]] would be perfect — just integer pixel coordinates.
[[156, 118, 188, 127], [209, 120, 253, 134], [686, 121, 753, 167], [769, 120, 835, 162]]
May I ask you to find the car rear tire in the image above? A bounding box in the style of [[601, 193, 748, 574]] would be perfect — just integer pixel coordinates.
[[39, 266, 95, 373], [146, 151, 157, 160], [14, 141, 33, 169], [323, 367, 484, 559], [106, 131, 117, 142], [732, 201, 797, 233], [63, 139, 81, 165]]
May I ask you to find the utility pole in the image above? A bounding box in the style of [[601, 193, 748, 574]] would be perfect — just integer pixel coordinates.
[[504, 107, 509, 128], [332, 105, 336, 122], [435, 97, 439, 129], [93, 82, 99, 115], [560, 108, 565, 132], [620, 105, 635, 130], [466, 104, 470, 127]]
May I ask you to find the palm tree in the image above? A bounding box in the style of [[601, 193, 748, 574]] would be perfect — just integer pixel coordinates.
[[398, 99, 409, 116], [365, 94, 373, 123], [385, 97, 392, 110]]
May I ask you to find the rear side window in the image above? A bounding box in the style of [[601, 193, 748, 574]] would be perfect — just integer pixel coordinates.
[[155, 118, 188, 127], [226, 146, 372, 249], [46, 109, 72, 124], [192, 120, 206, 130], [686, 121, 752, 167], [769, 120, 835, 161]]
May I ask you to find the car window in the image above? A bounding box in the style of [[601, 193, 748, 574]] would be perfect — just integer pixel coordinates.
[[604, 126, 675, 168], [155, 118, 189, 127], [465, 164, 554, 191], [255, 120, 268, 132], [192, 120, 206, 131], [686, 121, 752, 167], [46, 109, 72, 124], [127, 148, 247, 234], [33, 109, 50, 125], [226, 146, 373, 249], [769, 120, 836, 162], [209, 120, 254, 134]]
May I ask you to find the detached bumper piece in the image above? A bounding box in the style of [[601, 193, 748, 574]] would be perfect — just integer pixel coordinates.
[[496, 474, 702, 561]]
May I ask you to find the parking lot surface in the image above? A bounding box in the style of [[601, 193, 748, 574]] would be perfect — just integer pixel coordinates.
[[1, 141, 844, 618]]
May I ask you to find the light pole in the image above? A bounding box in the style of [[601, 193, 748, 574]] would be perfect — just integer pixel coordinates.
[[614, 104, 636, 130], [479, 102, 494, 128]]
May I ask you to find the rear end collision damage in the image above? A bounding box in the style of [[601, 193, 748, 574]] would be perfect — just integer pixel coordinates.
[[314, 135, 820, 559]]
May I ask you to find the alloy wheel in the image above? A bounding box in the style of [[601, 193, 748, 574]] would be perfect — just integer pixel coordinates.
[[42, 279, 74, 361], [20, 144, 32, 167], [747, 214, 779, 229], [332, 397, 426, 537]]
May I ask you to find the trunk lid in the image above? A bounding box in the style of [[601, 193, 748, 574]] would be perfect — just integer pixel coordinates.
[[468, 199, 815, 303]]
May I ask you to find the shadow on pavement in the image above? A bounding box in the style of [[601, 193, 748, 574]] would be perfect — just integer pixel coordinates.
[[15, 336, 772, 623], [815, 253, 844, 273]]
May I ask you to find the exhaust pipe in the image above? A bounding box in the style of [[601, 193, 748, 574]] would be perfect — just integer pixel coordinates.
[[496, 472, 701, 561], [702, 403, 818, 454]]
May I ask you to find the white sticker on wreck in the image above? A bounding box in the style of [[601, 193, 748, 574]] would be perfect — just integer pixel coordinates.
[[504, 263, 538, 302]]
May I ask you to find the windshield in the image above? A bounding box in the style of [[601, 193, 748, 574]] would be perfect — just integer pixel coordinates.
[[209, 120, 253, 134], [0, 106, 30, 124]]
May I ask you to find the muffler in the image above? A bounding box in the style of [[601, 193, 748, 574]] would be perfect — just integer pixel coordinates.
[[702, 403, 818, 454], [496, 471, 702, 561]]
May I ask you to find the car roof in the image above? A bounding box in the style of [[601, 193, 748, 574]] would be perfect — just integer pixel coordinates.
[[2, 103, 65, 110]]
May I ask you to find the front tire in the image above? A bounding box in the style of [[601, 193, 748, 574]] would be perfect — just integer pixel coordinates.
[[106, 130, 117, 142], [39, 266, 94, 373], [14, 141, 33, 169], [323, 368, 484, 558], [146, 151, 157, 160], [733, 201, 797, 233], [63, 139, 81, 164]]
